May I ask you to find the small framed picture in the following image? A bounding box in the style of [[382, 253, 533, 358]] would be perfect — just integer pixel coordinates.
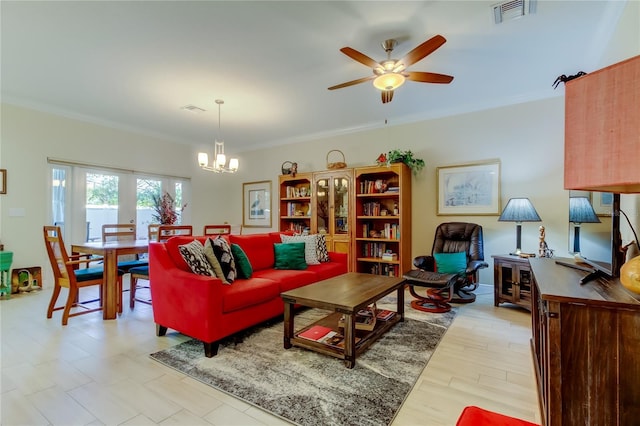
[[593, 192, 613, 216], [436, 160, 501, 215], [243, 180, 272, 228], [0, 169, 6, 194]]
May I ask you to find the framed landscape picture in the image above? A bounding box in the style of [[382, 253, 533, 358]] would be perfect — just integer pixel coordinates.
[[243, 180, 272, 228], [436, 160, 501, 215]]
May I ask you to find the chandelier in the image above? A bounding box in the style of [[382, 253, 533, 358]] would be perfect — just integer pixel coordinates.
[[197, 99, 239, 173]]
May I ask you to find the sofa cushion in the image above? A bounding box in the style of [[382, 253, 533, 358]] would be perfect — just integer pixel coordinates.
[[203, 238, 229, 284], [229, 234, 275, 271], [210, 237, 237, 283], [315, 234, 330, 262], [221, 277, 280, 313], [281, 234, 320, 265], [253, 268, 319, 293], [231, 243, 253, 279], [178, 240, 215, 276], [306, 261, 348, 281], [274, 242, 307, 270]]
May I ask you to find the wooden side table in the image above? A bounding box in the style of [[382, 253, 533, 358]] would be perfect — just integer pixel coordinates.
[[492, 254, 532, 310]]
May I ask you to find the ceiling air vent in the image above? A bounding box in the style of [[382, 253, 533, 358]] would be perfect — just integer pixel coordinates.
[[180, 105, 206, 114], [493, 0, 536, 24]]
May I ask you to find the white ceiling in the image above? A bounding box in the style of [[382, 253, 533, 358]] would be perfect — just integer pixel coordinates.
[[1, 1, 627, 153]]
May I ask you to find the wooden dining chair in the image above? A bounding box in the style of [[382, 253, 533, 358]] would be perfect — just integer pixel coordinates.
[[102, 223, 149, 310], [128, 224, 193, 308], [203, 224, 232, 236], [156, 225, 193, 242], [101, 224, 148, 270], [44, 226, 124, 324]]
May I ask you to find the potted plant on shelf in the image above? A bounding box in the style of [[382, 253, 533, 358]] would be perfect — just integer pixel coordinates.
[[376, 150, 425, 175]]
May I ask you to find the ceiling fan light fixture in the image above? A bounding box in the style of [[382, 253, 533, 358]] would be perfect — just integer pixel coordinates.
[[373, 73, 405, 91]]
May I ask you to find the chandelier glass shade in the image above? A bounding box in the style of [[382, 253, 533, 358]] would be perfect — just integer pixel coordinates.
[[198, 99, 239, 173]]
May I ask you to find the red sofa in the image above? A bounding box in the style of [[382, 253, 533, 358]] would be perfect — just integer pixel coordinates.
[[149, 232, 348, 357]]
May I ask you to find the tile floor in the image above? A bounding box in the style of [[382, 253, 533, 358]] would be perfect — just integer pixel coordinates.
[[1, 282, 540, 425]]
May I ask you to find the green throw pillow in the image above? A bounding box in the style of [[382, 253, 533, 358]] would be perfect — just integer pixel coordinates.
[[274, 242, 307, 270], [231, 243, 253, 279], [434, 252, 467, 274]]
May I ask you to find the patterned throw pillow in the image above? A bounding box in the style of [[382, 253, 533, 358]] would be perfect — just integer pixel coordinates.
[[231, 243, 253, 279], [178, 240, 215, 277], [211, 237, 237, 283], [315, 234, 330, 262], [203, 238, 229, 284], [281, 234, 320, 265]]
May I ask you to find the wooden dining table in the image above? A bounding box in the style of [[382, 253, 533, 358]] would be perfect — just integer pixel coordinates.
[[71, 239, 149, 319]]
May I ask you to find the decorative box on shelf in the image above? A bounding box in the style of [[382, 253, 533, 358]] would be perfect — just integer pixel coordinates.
[[382, 252, 398, 262]]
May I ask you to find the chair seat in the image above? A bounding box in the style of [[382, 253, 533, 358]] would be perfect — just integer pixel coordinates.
[[456, 406, 538, 426], [129, 265, 149, 276], [117, 259, 149, 270], [75, 267, 125, 282]]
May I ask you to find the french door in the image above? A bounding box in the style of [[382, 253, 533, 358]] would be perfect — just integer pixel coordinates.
[[48, 162, 189, 244]]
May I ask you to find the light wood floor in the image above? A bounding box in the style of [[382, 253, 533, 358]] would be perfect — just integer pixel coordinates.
[[1, 282, 541, 425]]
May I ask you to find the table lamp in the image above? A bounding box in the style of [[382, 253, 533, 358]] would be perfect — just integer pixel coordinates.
[[498, 198, 542, 255], [569, 196, 600, 254]]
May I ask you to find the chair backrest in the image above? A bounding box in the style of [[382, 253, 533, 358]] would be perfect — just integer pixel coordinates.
[[156, 225, 193, 242], [148, 224, 160, 242], [43, 226, 72, 284], [432, 222, 485, 262], [102, 224, 136, 242], [203, 224, 231, 236]]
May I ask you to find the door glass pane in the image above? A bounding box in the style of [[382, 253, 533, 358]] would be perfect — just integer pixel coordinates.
[[175, 181, 184, 224], [137, 178, 161, 239], [316, 178, 329, 234], [334, 177, 349, 234], [86, 173, 118, 241]]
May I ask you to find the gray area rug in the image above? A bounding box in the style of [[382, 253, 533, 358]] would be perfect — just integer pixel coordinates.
[[150, 294, 456, 426]]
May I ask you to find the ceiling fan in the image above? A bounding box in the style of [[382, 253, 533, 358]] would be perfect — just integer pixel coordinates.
[[328, 35, 454, 104]]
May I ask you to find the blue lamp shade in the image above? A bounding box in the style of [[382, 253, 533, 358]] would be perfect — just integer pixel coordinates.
[[569, 196, 601, 254], [498, 198, 542, 255]]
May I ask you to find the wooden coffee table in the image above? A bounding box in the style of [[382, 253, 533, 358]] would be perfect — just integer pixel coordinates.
[[281, 272, 405, 368]]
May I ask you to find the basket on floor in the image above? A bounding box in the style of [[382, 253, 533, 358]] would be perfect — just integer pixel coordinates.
[[326, 150, 347, 169]]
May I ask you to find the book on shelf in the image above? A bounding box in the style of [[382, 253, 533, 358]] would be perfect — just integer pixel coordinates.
[[376, 309, 395, 321], [338, 305, 377, 331], [297, 325, 334, 342], [381, 252, 397, 261]]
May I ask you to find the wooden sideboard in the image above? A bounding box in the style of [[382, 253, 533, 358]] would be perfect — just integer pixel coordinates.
[[529, 257, 640, 426]]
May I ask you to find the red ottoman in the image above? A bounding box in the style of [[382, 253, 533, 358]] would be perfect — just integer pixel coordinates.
[[456, 406, 539, 426]]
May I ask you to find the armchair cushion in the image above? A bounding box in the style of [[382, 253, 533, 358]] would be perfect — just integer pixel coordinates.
[[434, 252, 467, 274]]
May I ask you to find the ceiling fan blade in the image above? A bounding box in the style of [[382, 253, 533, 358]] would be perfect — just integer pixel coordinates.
[[381, 90, 394, 104], [399, 35, 447, 68], [406, 71, 454, 84], [328, 76, 375, 90], [340, 47, 380, 68]]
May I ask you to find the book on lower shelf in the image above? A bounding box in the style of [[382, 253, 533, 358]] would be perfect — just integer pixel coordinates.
[[376, 309, 396, 321], [338, 310, 377, 331], [297, 325, 334, 342]]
